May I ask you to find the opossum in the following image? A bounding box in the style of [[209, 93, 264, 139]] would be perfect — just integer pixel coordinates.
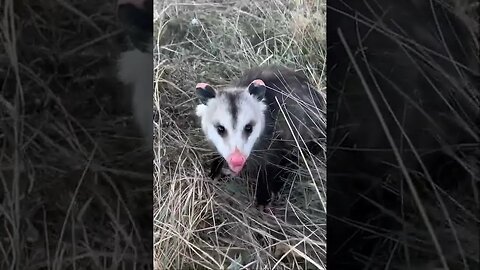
[[195, 65, 325, 206], [116, 0, 153, 143]]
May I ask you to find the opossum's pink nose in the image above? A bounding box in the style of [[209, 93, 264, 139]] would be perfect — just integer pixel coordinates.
[[228, 149, 246, 174], [230, 154, 245, 167]]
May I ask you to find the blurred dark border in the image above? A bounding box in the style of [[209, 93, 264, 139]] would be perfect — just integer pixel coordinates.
[[327, 0, 479, 269], [0, 0, 153, 268]]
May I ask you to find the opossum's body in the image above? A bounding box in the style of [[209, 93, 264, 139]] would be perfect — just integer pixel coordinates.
[[116, 0, 153, 143], [195, 65, 325, 206]]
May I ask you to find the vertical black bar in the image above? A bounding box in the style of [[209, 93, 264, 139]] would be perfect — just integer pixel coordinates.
[[0, 0, 153, 268], [327, 0, 479, 269]]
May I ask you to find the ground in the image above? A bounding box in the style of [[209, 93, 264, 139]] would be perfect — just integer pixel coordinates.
[[153, 0, 326, 269]]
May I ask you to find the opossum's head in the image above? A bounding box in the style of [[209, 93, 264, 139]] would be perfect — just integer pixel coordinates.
[[195, 80, 268, 174]]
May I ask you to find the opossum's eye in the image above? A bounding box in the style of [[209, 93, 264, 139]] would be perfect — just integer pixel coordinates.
[[244, 123, 253, 134], [216, 125, 226, 136]]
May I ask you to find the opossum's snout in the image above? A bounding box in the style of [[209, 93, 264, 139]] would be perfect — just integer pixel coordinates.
[[227, 148, 246, 174]]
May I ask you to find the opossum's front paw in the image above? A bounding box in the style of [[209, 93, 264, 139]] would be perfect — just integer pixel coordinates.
[[210, 168, 235, 180], [221, 168, 236, 177], [257, 204, 269, 213], [270, 191, 281, 205], [255, 193, 271, 210], [255, 179, 273, 210], [209, 156, 226, 180], [259, 192, 282, 211], [209, 169, 221, 180]]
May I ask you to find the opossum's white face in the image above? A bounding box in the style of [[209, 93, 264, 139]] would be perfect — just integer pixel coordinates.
[[195, 80, 267, 174]]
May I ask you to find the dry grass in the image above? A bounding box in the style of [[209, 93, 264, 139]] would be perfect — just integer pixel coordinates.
[[1, 0, 152, 269], [153, 0, 326, 269]]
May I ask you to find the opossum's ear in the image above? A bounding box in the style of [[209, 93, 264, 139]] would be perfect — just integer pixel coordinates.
[[196, 83, 216, 105], [248, 79, 266, 101]]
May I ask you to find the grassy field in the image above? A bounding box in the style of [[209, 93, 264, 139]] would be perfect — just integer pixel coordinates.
[[153, 0, 326, 269]]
